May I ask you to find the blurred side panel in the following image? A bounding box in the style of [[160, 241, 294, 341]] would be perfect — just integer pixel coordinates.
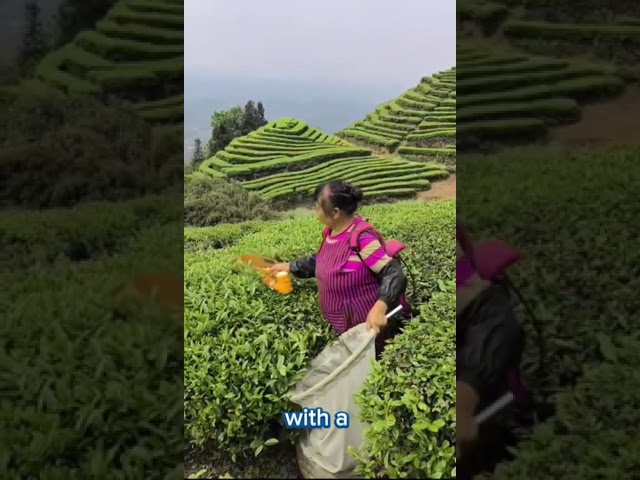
[[457, 0, 640, 478], [1, 0, 184, 478]]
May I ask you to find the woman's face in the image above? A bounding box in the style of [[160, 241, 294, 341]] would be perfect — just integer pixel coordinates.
[[315, 189, 339, 226]]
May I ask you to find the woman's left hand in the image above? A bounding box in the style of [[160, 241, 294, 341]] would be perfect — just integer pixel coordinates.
[[366, 301, 388, 335]]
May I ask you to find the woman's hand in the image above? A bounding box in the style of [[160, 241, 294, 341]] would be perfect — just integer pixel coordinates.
[[456, 412, 478, 460], [456, 381, 479, 460], [366, 300, 388, 334], [268, 262, 291, 274]]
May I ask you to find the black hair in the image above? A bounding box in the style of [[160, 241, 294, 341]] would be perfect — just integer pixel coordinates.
[[313, 180, 364, 215]]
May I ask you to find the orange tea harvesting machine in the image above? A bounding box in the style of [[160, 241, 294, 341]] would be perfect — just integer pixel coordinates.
[[238, 254, 294, 295]]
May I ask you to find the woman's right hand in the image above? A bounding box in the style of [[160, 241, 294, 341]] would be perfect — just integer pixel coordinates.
[[268, 262, 291, 274]]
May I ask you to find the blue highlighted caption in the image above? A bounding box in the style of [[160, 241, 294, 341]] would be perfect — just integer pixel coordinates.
[[283, 408, 350, 429]]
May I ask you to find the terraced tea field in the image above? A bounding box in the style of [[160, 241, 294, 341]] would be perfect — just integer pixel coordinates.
[[199, 118, 449, 203], [497, 0, 640, 67], [456, 42, 623, 146], [458, 2, 640, 478], [33, 0, 182, 129], [339, 68, 456, 165], [455, 0, 640, 149]]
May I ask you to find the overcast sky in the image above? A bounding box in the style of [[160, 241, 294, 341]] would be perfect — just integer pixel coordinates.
[[185, 0, 455, 87]]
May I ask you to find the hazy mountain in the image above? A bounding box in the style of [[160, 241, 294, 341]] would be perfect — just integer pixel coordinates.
[[184, 75, 413, 160]]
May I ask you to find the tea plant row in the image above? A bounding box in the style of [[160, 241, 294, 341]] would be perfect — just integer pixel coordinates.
[[456, 41, 623, 146], [504, 20, 640, 65]]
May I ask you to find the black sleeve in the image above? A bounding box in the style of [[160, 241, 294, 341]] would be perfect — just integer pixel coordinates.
[[457, 286, 524, 401], [290, 255, 316, 279], [377, 258, 407, 307]]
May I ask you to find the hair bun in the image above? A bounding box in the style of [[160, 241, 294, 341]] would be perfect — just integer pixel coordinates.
[[351, 185, 364, 203]]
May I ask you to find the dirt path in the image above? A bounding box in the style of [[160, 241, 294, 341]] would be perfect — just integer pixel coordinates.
[[419, 174, 456, 201], [550, 85, 640, 146]]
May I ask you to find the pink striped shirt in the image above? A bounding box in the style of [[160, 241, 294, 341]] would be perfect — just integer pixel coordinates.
[[324, 220, 392, 274]]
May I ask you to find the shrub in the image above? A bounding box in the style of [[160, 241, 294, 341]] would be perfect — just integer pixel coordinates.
[[457, 65, 606, 94], [339, 129, 401, 148], [351, 286, 456, 479], [488, 332, 640, 479], [457, 118, 547, 139], [457, 145, 640, 401], [243, 156, 447, 201], [75, 31, 182, 61], [457, 98, 580, 123], [456, 75, 623, 107], [1, 193, 181, 268], [3, 204, 183, 479], [184, 175, 278, 227], [0, 88, 179, 208]]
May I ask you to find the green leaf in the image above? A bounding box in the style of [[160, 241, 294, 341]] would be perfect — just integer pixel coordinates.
[[596, 333, 617, 361], [188, 469, 208, 479]]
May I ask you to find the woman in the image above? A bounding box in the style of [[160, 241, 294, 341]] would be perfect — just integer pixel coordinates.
[[456, 221, 525, 471], [269, 180, 408, 357]]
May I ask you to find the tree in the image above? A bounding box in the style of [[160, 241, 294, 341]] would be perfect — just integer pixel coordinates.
[[241, 100, 267, 136], [207, 101, 268, 156], [192, 138, 205, 168], [257, 102, 266, 125], [17, 1, 49, 77]]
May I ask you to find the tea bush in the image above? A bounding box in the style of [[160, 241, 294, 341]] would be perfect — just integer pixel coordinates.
[[489, 332, 640, 479], [458, 146, 640, 476], [183, 200, 455, 462], [1, 193, 181, 268], [0, 88, 181, 209], [183, 174, 278, 227], [455, 42, 621, 147], [36, 0, 183, 129], [2, 197, 183, 479], [458, 146, 640, 392], [350, 285, 456, 479]]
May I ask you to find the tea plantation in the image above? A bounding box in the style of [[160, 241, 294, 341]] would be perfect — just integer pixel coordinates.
[[457, 0, 640, 149], [459, 146, 640, 479], [184, 201, 456, 479], [501, 1, 640, 67], [456, 41, 623, 145], [339, 68, 457, 165], [459, 1, 640, 477], [199, 118, 450, 203], [1, 195, 184, 479], [16, 0, 183, 134]]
